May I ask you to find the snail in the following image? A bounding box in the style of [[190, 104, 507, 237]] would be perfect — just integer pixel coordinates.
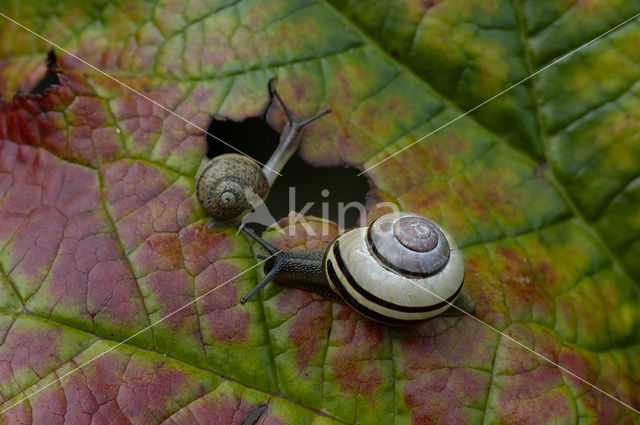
[[196, 79, 332, 228], [240, 212, 473, 325]]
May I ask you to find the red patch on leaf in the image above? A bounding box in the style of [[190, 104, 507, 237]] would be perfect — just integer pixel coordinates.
[[204, 307, 251, 344], [450, 177, 491, 223], [494, 246, 555, 322], [491, 325, 588, 425], [423, 142, 451, 174], [532, 260, 558, 287], [138, 233, 185, 272], [403, 369, 486, 425], [558, 347, 596, 387], [302, 121, 348, 167], [460, 249, 509, 326], [86, 260, 140, 326], [422, 0, 440, 9], [179, 223, 234, 276], [0, 73, 119, 168], [493, 387, 573, 425], [396, 321, 496, 425], [102, 160, 170, 219], [280, 290, 331, 371], [401, 181, 450, 210], [330, 319, 384, 395], [162, 391, 278, 425], [103, 159, 195, 256], [29, 382, 67, 425], [560, 347, 639, 420], [197, 261, 250, 344], [490, 327, 574, 425], [168, 392, 243, 424], [154, 89, 210, 159], [117, 360, 192, 423], [0, 141, 147, 331], [110, 91, 164, 144], [65, 95, 111, 164], [0, 325, 61, 390], [56, 356, 131, 425], [144, 269, 194, 330], [25, 348, 213, 425], [5, 204, 66, 293]]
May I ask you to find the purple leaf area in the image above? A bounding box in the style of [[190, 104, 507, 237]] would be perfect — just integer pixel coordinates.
[[0, 0, 639, 424]]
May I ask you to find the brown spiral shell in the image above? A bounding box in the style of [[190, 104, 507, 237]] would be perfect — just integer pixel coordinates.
[[195, 154, 269, 220]]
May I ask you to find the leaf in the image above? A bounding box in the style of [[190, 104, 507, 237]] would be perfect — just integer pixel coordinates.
[[0, 0, 639, 424]]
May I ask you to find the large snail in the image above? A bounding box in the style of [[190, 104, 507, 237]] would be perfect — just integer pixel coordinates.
[[196, 79, 331, 228], [240, 212, 473, 325]]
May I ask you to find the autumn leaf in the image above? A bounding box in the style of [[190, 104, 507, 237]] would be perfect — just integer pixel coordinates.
[[0, 0, 639, 424]]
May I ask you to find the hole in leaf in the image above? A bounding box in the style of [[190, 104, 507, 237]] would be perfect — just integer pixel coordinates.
[[30, 50, 60, 95], [206, 116, 370, 229]]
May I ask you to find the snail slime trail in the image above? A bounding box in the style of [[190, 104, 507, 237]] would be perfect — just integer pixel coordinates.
[[205, 116, 369, 229]]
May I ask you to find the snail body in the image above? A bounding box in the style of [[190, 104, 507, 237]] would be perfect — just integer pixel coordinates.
[[196, 79, 331, 228], [241, 212, 472, 325]]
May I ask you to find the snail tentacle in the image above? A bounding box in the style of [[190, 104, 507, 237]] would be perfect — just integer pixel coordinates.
[[240, 225, 282, 303], [240, 261, 282, 304], [240, 224, 279, 255], [262, 79, 332, 185], [267, 77, 295, 123], [240, 226, 335, 303]]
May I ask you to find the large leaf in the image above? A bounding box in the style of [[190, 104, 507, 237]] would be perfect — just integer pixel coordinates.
[[0, 0, 639, 424]]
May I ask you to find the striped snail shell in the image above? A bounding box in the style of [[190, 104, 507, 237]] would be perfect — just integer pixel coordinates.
[[240, 212, 471, 325], [196, 78, 331, 228]]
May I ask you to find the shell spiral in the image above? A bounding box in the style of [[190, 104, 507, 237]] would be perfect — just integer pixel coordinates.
[[323, 212, 464, 325], [196, 154, 269, 220]]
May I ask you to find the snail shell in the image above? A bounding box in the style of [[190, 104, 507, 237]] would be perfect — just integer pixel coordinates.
[[323, 212, 464, 323], [196, 154, 269, 220]]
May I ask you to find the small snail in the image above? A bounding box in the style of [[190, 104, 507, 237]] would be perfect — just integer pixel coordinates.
[[240, 212, 473, 325], [196, 79, 331, 228]]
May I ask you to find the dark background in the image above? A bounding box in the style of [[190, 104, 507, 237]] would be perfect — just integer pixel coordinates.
[[206, 116, 369, 230]]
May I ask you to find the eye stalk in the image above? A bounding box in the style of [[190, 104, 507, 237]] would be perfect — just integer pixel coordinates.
[[195, 78, 331, 229]]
